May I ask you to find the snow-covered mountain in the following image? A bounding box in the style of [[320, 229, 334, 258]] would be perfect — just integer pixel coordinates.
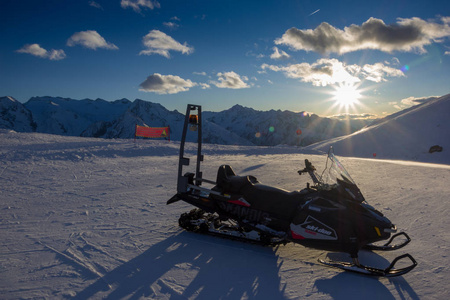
[[0, 96, 35, 132], [0, 96, 369, 146], [305, 93, 450, 164], [80, 99, 253, 145], [23, 96, 132, 136], [204, 104, 369, 146]]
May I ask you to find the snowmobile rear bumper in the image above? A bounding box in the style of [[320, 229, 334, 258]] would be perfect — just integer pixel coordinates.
[[167, 194, 181, 205]]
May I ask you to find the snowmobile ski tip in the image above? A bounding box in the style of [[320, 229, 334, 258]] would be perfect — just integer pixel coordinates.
[[319, 253, 417, 277]]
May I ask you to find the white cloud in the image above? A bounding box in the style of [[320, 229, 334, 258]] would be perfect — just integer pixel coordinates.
[[139, 73, 197, 94], [47, 49, 66, 60], [139, 30, 193, 58], [331, 113, 378, 120], [89, 1, 103, 9], [16, 44, 66, 60], [163, 22, 179, 29], [391, 57, 400, 65], [211, 71, 250, 89], [388, 96, 438, 110], [401, 96, 438, 106], [121, 0, 160, 13], [361, 63, 404, 82], [275, 17, 450, 54], [199, 83, 211, 89], [67, 30, 118, 50], [262, 59, 405, 86], [270, 47, 290, 60]]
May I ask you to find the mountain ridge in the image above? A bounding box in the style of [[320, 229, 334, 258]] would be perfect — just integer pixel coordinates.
[[0, 95, 424, 147]]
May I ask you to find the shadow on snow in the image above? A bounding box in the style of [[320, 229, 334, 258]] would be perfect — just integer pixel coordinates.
[[73, 231, 288, 299]]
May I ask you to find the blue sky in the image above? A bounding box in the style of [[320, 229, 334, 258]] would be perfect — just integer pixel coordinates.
[[1, 0, 449, 117]]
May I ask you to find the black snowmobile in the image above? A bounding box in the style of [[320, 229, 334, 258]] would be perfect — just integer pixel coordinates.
[[167, 104, 417, 277]]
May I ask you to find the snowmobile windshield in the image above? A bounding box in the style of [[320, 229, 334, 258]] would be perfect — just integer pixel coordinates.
[[320, 152, 355, 187], [317, 149, 365, 202]]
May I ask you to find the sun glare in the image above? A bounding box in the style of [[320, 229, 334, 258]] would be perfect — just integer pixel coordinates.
[[333, 83, 361, 108]]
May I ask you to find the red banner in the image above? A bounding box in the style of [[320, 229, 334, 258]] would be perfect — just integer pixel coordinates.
[[135, 125, 170, 141]]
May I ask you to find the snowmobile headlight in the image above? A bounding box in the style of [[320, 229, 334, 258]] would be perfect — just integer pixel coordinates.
[[384, 226, 397, 233]]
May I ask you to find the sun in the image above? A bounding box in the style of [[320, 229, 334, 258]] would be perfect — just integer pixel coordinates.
[[333, 83, 361, 108]]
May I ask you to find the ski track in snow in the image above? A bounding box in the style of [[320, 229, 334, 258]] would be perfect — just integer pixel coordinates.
[[0, 131, 449, 299]]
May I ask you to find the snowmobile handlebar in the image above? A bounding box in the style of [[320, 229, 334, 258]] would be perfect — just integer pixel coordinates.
[[298, 159, 316, 175], [298, 159, 321, 185]]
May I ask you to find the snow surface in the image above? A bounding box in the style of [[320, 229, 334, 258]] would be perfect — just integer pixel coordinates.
[[1, 129, 449, 299], [305, 94, 450, 165]]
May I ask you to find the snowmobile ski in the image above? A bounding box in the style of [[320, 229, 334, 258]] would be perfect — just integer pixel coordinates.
[[168, 104, 417, 277], [364, 232, 411, 251], [318, 253, 417, 277]]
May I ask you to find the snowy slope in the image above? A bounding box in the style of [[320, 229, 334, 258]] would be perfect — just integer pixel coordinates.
[[305, 94, 450, 164], [1, 129, 449, 299]]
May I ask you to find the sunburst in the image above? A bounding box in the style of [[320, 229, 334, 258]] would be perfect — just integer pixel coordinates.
[[332, 83, 361, 109]]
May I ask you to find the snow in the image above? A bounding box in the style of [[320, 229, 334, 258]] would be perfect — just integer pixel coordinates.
[[305, 94, 450, 165], [1, 128, 449, 299]]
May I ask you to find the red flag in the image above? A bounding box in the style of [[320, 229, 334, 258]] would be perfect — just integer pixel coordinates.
[[135, 125, 170, 140]]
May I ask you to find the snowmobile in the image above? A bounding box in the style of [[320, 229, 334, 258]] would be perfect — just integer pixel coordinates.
[[167, 104, 417, 277]]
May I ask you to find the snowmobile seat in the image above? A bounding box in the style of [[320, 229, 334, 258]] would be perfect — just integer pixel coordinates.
[[216, 165, 258, 194], [242, 183, 308, 219], [215, 165, 309, 219]]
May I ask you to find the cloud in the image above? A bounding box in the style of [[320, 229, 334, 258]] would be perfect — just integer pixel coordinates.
[[275, 17, 450, 54], [89, 1, 103, 9], [361, 63, 404, 82], [331, 113, 378, 120], [139, 73, 197, 94], [261, 58, 404, 87], [16, 44, 66, 60], [389, 96, 438, 110], [211, 71, 250, 89], [270, 47, 290, 60], [163, 22, 179, 29], [199, 83, 211, 89], [121, 0, 160, 13], [400, 96, 438, 106], [308, 9, 320, 17], [67, 30, 118, 50], [139, 30, 193, 58]]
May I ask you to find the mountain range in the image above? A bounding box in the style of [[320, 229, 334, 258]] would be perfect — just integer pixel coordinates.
[[0, 96, 371, 146]]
